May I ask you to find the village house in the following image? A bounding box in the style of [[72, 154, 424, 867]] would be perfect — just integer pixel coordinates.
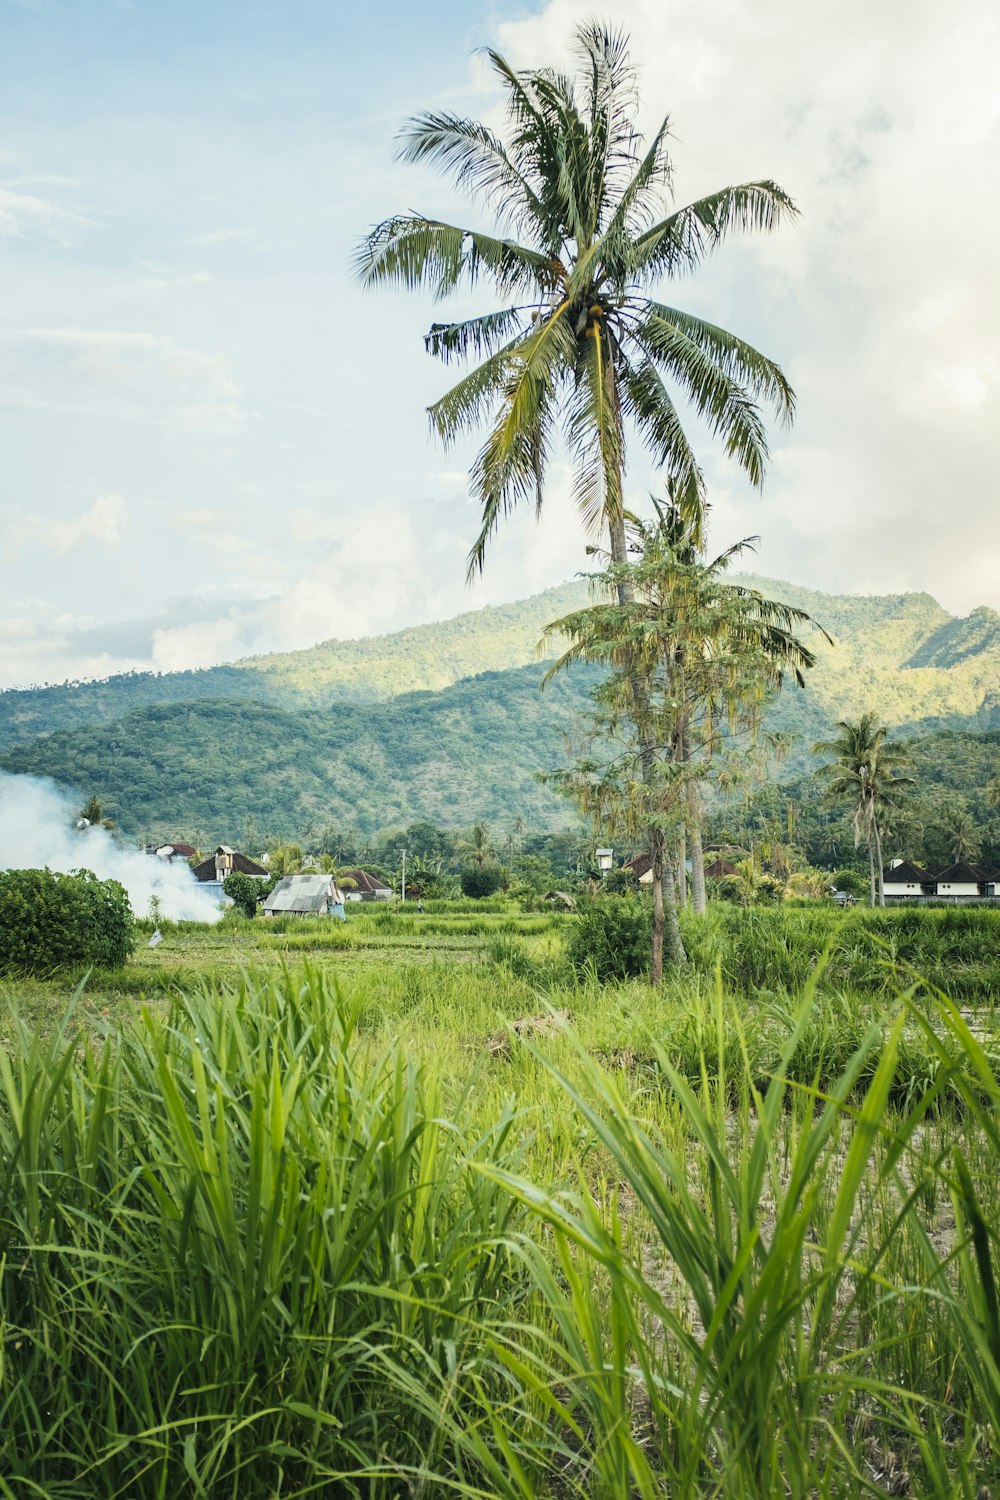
[[339, 868, 393, 901], [148, 842, 198, 862], [191, 846, 270, 898], [262, 874, 345, 918], [882, 857, 1000, 901]]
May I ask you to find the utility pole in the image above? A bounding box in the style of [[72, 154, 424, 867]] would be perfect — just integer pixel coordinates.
[[400, 847, 406, 903]]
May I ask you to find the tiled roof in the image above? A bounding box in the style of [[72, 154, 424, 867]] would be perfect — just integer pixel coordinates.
[[933, 861, 987, 884], [881, 861, 929, 884], [192, 849, 269, 881], [340, 868, 392, 894]]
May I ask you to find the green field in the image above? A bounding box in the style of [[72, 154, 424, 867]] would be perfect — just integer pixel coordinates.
[[3, 904, 1000, 1495]]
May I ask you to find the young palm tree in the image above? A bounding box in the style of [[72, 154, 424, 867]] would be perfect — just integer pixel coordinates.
[[544, 502, 821, 978], [812, 716, 914, 907], [357, 23, 797, 587]]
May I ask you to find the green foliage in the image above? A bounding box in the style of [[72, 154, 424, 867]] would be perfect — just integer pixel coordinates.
[[222, 870, 276, 918], [832, 867, 868, 897], [567, 896, 652, 981], [0, 867, 135, 974], [0, 974, 529, 1494], [460, 863, 504, 899]]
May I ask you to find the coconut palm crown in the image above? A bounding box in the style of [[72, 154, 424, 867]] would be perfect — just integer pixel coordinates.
[[356, 23, 798, 581]]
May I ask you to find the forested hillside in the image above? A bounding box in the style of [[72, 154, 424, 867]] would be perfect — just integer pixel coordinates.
[[2, 576, 998, 755], [0, 581, 592, 750], [0, 664, 601, 841], [1, 575, 998, 843], [711, 727, 1000, 872]]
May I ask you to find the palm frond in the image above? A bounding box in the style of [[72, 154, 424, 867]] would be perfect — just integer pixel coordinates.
[[397, 113, 548, 239], [356, 216, 551, 299], [618, 355, 705, 538], [424, 307, 527, 365], [567, 324, 626, 538], [647, 303, 795, 424], [641, 311, 772, 486], [632, 182, 798, 280]]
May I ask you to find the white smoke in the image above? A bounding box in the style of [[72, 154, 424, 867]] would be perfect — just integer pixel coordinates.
[[0, 771, 223, 923]]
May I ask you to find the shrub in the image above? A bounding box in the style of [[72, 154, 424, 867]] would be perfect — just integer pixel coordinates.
[[223, 870, 276, 917], [566, 897, 651, 981], [0, 867, 135, 974], [460, 864, 504, 899]]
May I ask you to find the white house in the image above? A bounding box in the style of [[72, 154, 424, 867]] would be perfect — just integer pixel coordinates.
[[882, 859, 930, 899], [932, 861, 984, 898]]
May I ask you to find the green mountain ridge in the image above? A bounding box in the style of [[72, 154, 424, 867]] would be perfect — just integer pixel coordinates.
[[0, 580, 593, 749], [1, 575, 998, 840]]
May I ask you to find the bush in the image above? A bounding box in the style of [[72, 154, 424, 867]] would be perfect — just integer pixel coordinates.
[[460, 864, 505, 899], [566, 896, 651, 981], [223, 870, 276, 917], [0, 867, 135, 974]]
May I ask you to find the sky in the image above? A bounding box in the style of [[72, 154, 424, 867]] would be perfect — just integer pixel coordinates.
[[0, 0, 997, 690]]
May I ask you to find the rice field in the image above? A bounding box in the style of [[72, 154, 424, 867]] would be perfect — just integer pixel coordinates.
[[2, 904, 999, 1495]]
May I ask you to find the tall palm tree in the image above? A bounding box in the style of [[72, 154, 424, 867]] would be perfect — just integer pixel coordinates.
[[357, 23, 797, 588], [812, 716, 913, 907]]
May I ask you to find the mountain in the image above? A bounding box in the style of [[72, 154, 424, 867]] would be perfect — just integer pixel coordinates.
[[0, 664, 601, 839], [0, 581, 593, 751], [1, 576, 998, 840]]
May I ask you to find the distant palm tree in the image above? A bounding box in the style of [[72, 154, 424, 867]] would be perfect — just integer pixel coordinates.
[[946, 811, 982, 864], [357, 23, 797, 592], [462, 821, 495, 869], [813, 715, 913, 906], [987, 774, 1000, 808]]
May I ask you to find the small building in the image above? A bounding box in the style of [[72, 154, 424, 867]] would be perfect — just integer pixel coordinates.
[[543, 890, 577, 910], [704, 858, 740, 879], [263, 874, 345, 918], [882, 859, 930, 899], [932, 860, 988, 899], [151, 842, 198, 862], [192, 846, 270, 883], [339, 868, 393, 902], [623, 852, 654, 884]]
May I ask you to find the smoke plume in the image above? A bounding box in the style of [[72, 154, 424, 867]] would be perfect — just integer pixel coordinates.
[[0, 772, 222, 923]]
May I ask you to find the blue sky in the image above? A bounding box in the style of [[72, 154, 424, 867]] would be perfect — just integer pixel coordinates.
[[1, 0, 997, 687]]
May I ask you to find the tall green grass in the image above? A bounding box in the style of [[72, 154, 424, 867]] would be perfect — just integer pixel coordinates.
[[3, 963, 1000, 1494]]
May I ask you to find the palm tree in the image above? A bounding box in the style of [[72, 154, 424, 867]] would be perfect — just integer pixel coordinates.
[[462, 820, 495, 869], [986, 774, 1000, 808], [812, 716, 914, 906], [544, 503, 820, 978], [357, 23, 796, 589], [945, 810, 981, 865]]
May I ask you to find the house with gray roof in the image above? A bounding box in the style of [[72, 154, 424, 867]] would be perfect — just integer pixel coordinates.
[[262, 874, 346, 918]]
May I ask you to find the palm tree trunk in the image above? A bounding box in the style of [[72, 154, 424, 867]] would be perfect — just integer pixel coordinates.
[[650, 830, 665, 985], [689, 798, 707, 915], [867, 839, 877, 908], [677, 824, 687, 905], [873, 816, 885, 907], [608, 507, 687, 978], [661, 856, 687, 966]]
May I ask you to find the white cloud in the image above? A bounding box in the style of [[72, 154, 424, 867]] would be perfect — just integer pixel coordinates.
[[3, 491, 127, 558], [100, 261, 212, 302], [0, 183, 94, 241], [491, 0, 1000, 611], [0, 327, 245, 432], [187, 226, 262, 247]]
